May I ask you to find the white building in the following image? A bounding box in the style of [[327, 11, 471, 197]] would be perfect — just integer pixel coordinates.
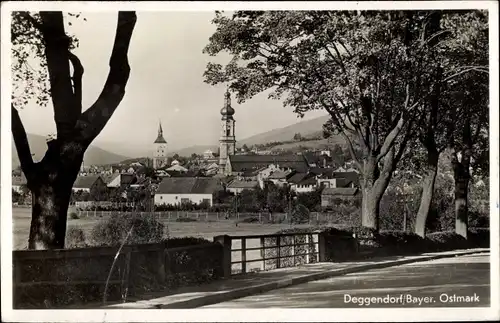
[[226, 179, 259, 195], [154, 177, 223, 206], [288, 172, 317, 193]]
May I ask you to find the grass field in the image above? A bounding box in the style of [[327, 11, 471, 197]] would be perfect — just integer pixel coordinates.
[[12, 207, 318, 251]]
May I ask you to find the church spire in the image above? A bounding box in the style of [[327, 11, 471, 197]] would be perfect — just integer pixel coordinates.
[[154, 119, 167, 144], [158, 119, 163, 136], [220, 88, 235, 118]]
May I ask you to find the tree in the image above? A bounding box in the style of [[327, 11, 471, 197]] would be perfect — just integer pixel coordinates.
[[242, 144, 249, 151], [293, 133, 303, 141], [11, 12, 137, 249], [407, 11, 488, 237], [204, 11, 456, 231]]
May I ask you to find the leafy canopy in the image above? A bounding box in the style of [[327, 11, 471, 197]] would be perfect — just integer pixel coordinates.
[[11, 12, 85, 108]]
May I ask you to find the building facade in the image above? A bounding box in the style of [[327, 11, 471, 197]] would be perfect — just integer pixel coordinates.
[[153, 120, 168, 169], [219, 90, 236, 173], [154, 177, 223, 206]]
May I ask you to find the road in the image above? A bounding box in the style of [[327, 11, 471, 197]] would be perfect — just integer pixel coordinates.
[[204, 253, 490, 308]]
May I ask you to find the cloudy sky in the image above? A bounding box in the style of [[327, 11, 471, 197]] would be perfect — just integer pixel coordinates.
[[15, 11, 326, 156]]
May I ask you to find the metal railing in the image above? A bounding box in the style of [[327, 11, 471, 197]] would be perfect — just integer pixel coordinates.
[[226, 232, 320, 274]]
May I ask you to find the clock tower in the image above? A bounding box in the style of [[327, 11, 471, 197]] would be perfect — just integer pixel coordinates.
[[219, 90, 236, 172]]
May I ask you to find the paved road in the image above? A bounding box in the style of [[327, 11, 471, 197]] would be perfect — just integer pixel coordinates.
[[205, 253, 490, 308]]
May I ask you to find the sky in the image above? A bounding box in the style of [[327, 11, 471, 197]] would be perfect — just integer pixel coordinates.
[[16, 11, 327, 156]]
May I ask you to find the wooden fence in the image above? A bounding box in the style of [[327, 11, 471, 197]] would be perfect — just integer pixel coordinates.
[[13, 241, 223, 309], [74, 210, 358, 226]]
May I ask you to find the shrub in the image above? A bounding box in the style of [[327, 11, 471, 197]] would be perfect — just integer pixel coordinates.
[[425, 231, 469, 251], [468, 227, 490, 248], [65, 227, 87, 248], [290, 204, 310, 224], [374, 231, 425, 254], [89, 213, 164, 247], [69, 212, 79, 220]]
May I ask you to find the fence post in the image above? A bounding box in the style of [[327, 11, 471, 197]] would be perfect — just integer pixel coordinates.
[[276, 235, 281, 269], [291, 235, 296, 266], [214, 235, 232, 278], [318, 232, 327, 262], [305, 234, 310, 264], [241, 238, 247, 274], [260, 237, 266, 271]]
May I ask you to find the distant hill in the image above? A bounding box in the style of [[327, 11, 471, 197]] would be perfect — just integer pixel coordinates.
[[11, 133, 131, 168], [165, 115, 333, 157], [238, 115, 330, 146]]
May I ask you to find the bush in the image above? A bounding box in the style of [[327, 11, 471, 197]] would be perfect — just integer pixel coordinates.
[[425, 231, 469, 251], [65, 227, 87, 248], [468, 227, 490, 248], [69, 212, 79, 220], [89, 213, 164, 247], [290, 204, 310, 224]]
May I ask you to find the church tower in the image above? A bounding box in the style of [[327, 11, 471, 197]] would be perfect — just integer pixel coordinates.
[[219, 89, 236, 172], [153, 120, 168, 169]]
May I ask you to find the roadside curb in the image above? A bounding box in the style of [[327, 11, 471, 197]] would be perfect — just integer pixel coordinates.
[[109, 249, 489, 309]]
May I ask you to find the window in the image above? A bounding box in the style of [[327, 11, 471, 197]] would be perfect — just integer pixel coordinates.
[[160, 196, 163, 200], [226, 129, 230, 136]]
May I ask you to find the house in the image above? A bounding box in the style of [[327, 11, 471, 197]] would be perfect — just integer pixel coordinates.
[[225, 154, 309, 176], [104, 173, 137, 189], [154, 177, 223, 206], [287, 172, 317, 193], [72, 175, 108, 200], [266, 169, 295, 187], [226, 179, 259, 194], [166, 164, 188, 173], [321, 187, 361, 209], [129, 177, 151, 189], [203, 149, 215, 159], [12, 174, 27, 194], [312, 169, 359, 189]]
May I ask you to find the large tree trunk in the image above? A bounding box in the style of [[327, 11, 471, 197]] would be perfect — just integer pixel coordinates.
[[360, 153, 393, 231], [453, 163, 470, 238], [27, 140, 83, 249], [29, 176, 74, 249], [414, 147, 439, 237]]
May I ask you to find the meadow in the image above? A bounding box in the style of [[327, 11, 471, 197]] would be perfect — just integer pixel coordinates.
[[12, 207, 319, 251]]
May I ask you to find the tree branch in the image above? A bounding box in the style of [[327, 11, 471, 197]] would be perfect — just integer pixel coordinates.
[[11, 105, 34, 175], [68, 51, 84, 116], [376, 84, 411, 161], [39, 11, 79, 139], [442, 66, 489, 83], [78, 11, 137, 145]]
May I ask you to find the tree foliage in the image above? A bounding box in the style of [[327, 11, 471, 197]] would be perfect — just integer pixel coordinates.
[[11, 12, 84, 108]]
